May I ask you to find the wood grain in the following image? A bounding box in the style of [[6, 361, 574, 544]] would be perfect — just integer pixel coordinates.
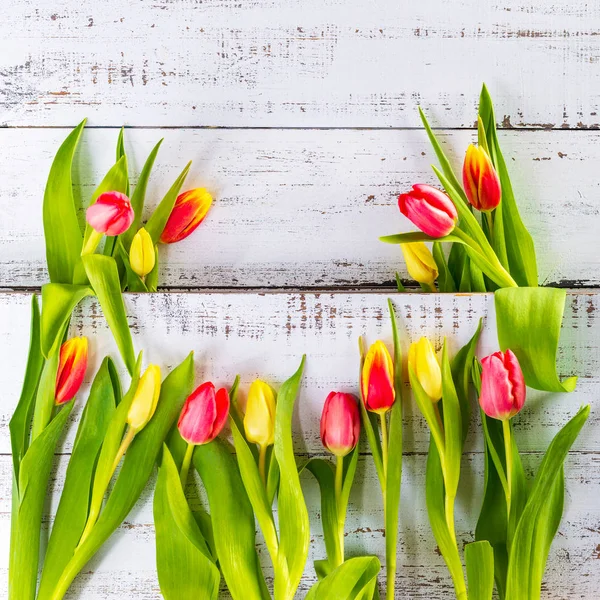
[[1, 127, 598, 290], [2, 1, 600, 128]]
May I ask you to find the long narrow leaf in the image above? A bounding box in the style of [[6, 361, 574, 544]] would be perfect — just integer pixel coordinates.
[[465, 541, 494, 600], [43, 120, 86, 284]]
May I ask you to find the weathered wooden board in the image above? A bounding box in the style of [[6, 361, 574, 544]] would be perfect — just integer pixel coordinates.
[[1, 291, 596, 456], [2, 0, 600, 128], [0, 451, 597, 599], [1, 128, 599, 289]]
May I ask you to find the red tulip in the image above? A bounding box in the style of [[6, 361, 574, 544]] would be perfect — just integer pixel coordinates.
[[160, 188, 213, 244], [55, 337, 88, 405], [462, 145, 501, 212], [320, 392, 361, 457], [398, 184, 458, 238], [361, 341, 395, 414], [86, 191, 135, 236], [178, 382, 230, 445], [479, 349, 526, 421]]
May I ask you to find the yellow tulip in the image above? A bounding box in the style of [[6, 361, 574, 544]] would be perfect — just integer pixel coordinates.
[[408, 337, 442, 402], [130, 227, 156, 278], [244, 379, 276, 448], [400, 242, 438, 289], [127, 365, 162, 431]]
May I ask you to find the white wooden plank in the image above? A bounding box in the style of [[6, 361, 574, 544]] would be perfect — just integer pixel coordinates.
[[0, 452, 597, 598], [2, 1, 600, 127], [1, 128, 598, 289], [0, 291, 597, 456]]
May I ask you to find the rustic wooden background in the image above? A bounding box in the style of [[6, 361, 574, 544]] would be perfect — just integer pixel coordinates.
[[1, 1, 599, 598]]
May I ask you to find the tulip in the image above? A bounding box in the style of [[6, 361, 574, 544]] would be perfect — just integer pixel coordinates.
[[178, 382, 230, 445], [127, 365, 162, 432], [463, 144, 501, 212], [401, 242, 438, 289], [160, 188, 213, 244], [408, 337, 442, 402], [86, 191, 135, 236], [398, 184, 458, 238], [320, 392, 360, 457], [361, 340, 395, 414], [479, 349, 526, 421], [55, 337, 88, 405], [129, 227, 156, 279], [244, 379, 276, 449]]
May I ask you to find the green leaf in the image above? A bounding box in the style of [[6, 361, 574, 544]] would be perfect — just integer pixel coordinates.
[[479, 85, 538, 287], [154, 446, 220, 600], [43, 120, 86, 284], [433, 242, 456, 292], [495, 287, 577, 392], [116, 128, 130, 196], [310, 556, 381, 600], [30, 349, 61, 443], [194, 438, 269, 600], [49, 353, 195, 599], [230, 412, 280, 563], [40, 283, 93, 358], [425, 440, 467, 598], [9, 402, 73, 600], [505, 405, 589, 600], [273, 357, 310, 600], [305, 458, 343, 570], [465, 541, 494, 600], [121, 139, 163, 251], [145, 244, 160, 292], [82, 254, 136, 374], [116, 240, 148, 293], [9, 295, 44, 482], [37, 358, 119, 600], [385, 299, 403, 599], [145, 162, 192, 244]]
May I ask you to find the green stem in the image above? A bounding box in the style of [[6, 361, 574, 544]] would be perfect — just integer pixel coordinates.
[[78, 427, 136, 548], [485, 211, 494, 246], [81, 230, 103, 256], [335, 455, 345, 565], [503, 419, 513, 544], [380, 413, 388, 520], [180, 442, 195, 487], [258, 444, 267, 487]]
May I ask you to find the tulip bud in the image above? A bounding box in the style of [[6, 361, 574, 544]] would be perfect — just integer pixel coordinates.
[[401, 242, 438, 288], [408, 337, 442, 402], [178, 382, 230, 445], [160, 188, 213, 244], [129, 227, 156, 278], [479, 349, 526, 421], [244, 379, 276, 448], [462, 144, 501, 212], [127, 365, 162, 432], [320, 392, 360, 457], [398, 184, 458, 238], [361, 340, 395, 414], [55, 337, 88, 405], [86, 191, 135, 236]]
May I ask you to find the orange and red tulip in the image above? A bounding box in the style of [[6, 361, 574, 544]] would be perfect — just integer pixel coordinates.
[[462, 144, 502, 212], [361, 341, 395, 414], [160, 188, 213, 244], [55, 337, 88, 405]]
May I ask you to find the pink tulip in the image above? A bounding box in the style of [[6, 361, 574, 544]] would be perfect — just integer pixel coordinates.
[[398, 184, 458, 238], [86, 191, 135, 236], [178, 382, 230, 445], [55, 337, 88, 405], [320, 392, 361, 457], [479, 349, 526, 421]]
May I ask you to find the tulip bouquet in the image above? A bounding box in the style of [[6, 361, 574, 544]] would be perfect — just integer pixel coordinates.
[[154, 360, 310, 600], [407, 324, 589, 600], [9, 123, 212, 600]]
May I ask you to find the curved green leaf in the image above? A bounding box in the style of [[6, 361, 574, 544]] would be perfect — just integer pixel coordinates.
[[43, 120, 86, 284], [495, 287, 577, 392], [82, 254, 136, 375], [310, 556, 381, 600], [465, 541, 494, 600]]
